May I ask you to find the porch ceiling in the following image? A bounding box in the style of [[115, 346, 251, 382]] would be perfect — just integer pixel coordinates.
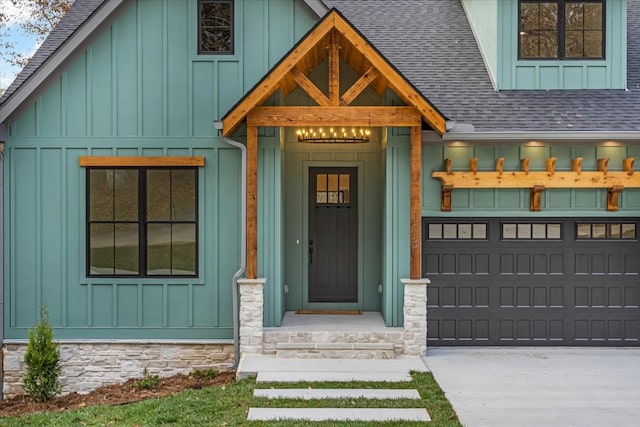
[[221, 9, 446, 137]]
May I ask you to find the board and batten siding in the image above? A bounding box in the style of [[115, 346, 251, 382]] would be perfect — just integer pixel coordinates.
[[3, 0, 318, 339], [423, 142, 640, 216], [497, 0, 627, 90]]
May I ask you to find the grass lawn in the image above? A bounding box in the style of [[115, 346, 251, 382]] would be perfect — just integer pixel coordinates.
[[0, 372, 461, 426]]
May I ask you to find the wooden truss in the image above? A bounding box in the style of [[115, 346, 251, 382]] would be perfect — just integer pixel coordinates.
[[432, 157, 639, 212]]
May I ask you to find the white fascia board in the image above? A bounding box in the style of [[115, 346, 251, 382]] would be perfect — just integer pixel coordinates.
[[303, 0, 329, 17], [0, 0, 130, 124]]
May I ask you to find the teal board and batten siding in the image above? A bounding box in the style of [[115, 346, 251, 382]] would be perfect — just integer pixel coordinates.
[[382, 134, 410, 327], [461, 0, 499, 88], [423, 143, 640, 216], [3, 0, 318, 338], [4, 139, 240, 339], [496, 0, 627, 90]]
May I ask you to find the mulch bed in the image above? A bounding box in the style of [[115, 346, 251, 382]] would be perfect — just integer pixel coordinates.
[[0, 370, 236, 418]]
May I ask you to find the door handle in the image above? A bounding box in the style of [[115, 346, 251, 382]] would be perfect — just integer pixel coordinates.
[[309, 240, 313, 264]]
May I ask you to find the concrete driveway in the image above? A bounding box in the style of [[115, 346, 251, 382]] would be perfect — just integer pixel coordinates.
[[425, 347, 640, 427]]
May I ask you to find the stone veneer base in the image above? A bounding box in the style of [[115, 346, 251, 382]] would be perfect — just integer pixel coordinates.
[[2, 341, 234, 399]]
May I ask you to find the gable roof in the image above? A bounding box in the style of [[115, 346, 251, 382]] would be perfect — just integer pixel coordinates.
[[222, 8, 446, 136], [324, 0, 640, 134], [0, 0, 127, 123], [3, 0, 640, 134]]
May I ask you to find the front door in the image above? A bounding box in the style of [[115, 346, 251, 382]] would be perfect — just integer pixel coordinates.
[[308, 167, 358, 302]]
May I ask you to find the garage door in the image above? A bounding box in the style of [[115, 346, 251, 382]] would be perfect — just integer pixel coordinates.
[[424, 218, 640, 346]]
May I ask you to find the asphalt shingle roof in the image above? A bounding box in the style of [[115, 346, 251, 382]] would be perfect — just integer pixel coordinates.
[[324, 0, 640, 132], [3, 0, 640, 133], [0, 0, 105, 105]]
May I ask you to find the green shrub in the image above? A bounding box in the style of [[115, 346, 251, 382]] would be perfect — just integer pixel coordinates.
[[134, 368, 160, 390], [22, 305, 61, 402], [190, 368, 219, 380]]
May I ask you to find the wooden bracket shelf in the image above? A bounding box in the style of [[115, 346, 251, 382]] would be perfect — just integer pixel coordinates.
[[432, 157, 638, 212]]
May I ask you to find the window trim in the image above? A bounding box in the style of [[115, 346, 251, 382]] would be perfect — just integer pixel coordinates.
[[198, 0, 234, 55], [85, 166, 200, 279], [517, 0, 606, 60]]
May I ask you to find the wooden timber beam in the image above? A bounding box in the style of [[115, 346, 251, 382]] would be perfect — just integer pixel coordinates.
[[432, 157, 639, 212], [341, 67, 380, 106], [410, 126, 422, 279], [79, 156, 205, 167], [290, 67, 330, 106], [247, 106, 421, 128], [246, 126, 258, 279], [328, 30, 340, 106]]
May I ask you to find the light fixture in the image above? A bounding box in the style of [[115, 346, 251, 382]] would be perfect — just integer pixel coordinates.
[[296, 127, 371, 143]]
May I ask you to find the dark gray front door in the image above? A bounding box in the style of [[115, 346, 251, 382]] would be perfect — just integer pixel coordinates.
[[309, 168, 357, 302], [424, 218, 640, 346]]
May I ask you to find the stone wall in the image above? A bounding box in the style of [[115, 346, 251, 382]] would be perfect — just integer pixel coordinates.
[[401, 278, 429, 356], [2, 341, 233, 399]]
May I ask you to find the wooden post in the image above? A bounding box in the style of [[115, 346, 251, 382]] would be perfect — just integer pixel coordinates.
[[410, 125, 422, 280], [246, 126, 258, 279]]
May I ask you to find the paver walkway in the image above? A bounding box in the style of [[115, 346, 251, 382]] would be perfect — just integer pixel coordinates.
[[241, 355, 432, 422]]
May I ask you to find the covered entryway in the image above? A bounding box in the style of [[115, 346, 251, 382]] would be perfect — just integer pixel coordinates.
[[222, 8, 446, 332], [425, 218, 640, 346]]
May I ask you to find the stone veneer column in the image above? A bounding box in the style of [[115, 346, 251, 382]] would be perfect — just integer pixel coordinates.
[[238, 278, 266, 355], [401, 278, 429, 356]]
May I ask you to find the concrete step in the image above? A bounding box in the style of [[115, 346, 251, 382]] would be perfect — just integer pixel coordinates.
[[247, 407, 431, 422], [275, 342, 395, 359], [256, 371, 412, 383], [254, 388, 422, 400], [236, 354, 429, 381]]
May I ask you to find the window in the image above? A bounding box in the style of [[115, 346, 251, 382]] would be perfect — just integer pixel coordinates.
[[519, 0, 604, 59], [198, 0, 233, 54], [502, 223, 562, 240], [427, 223, 488, 240], [576, 223, 636, 240], [87, 168, 198, 277]]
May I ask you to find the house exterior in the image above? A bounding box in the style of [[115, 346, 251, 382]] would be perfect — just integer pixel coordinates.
[[0, 0, 639, 398]]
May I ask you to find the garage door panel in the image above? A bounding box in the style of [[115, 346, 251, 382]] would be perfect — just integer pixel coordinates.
[[425, 218, 640, 346]]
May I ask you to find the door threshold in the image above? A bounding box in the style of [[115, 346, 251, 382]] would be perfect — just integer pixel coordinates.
[[295, 309, 362, 315]]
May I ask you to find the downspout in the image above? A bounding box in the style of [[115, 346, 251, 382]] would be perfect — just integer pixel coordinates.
[[0, 141, 4, 400], [214, 122, 246, 371]]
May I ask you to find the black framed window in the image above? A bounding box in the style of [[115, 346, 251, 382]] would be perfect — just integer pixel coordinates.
[[87, 168, 198, 277], [198, 0, 233, 54], [519, 0, 605, 59]]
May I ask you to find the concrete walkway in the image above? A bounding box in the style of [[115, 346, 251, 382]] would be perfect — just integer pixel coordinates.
[[425, 347, 640, 427]]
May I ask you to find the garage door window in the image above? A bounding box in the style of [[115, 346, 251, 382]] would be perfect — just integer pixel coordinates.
[[502, 223, 562, 239], [576, 223, 636, 240], [428, 223, 487, 240]]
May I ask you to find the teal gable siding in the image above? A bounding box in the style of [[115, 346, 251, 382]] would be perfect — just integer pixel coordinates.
[[4, 0, 318, 339], [497, 0, 627, 90], [461, 0, 499, 87], [423, 142, 640, 216]]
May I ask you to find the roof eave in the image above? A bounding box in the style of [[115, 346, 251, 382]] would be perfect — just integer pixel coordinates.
[[0, 0, 130, 125]]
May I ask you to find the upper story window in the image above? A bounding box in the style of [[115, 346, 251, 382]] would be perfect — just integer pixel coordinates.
[[198, 0, 233, 54], [87, 167, 198, 277], [518, 0, 605, 59]]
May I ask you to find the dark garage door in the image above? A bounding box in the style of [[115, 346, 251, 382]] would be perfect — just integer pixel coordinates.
[[424, 218, 640, 346]]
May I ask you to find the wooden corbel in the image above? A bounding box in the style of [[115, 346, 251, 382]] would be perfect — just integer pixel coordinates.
[[598, 158, 609, 174], [530, 185, 545, 212], [496, 158, 504, 176], [441, 184, 453, 212], [624, 158, 635, 176], [607, 185, 624, 211], [572, 157, 583, 174], [546, 157, 557, 176], [521, 158, 530, 174]]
